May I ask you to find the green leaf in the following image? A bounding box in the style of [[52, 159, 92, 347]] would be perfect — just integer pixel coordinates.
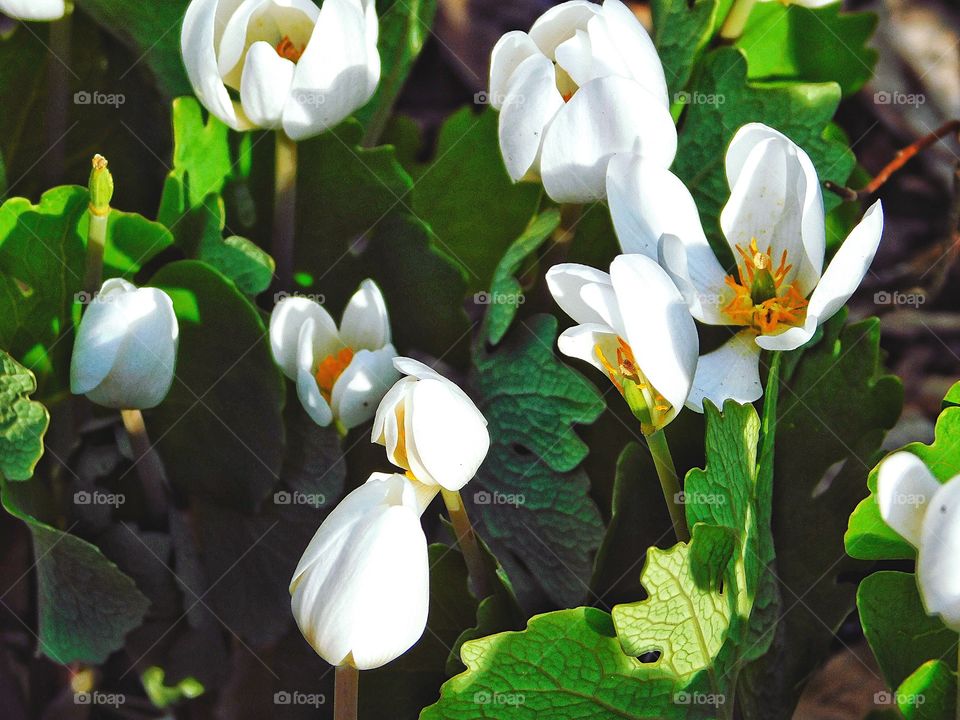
[[76, 0, 193, 97], [199, 234, 275, 296], [847, 402, 960, 560], [674, 48, 854, 259], [0, 351, 48, 480], [0, 186, 87, 382], [483, 210, 560, 345], [0, 477, 150, 663], [101, 210, 175, 280], [735, 3, 878, 96], [409, 108, 543, 294], [357, 0, 438, 145], [468, 314, 604, 607], [896, 660, 957, 719], [423, 607, 701, 720], [858, 571, 957, 692], [651, 0, 720, 99], [147, 260, 285, 511], [740, 312, 902, 718]]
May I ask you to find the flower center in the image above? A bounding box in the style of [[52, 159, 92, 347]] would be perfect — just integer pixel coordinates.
[[722, 238, 808, 335], [314, 347, 354, 402], [276, 35, 305, 63], [595, 338, 671, 434]]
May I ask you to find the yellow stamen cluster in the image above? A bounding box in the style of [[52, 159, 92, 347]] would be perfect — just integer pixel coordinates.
[[723, 238, 808, 335], [315, 347, 355, 402], [276, 36, 305, 63], [595, 338, 671, 422]]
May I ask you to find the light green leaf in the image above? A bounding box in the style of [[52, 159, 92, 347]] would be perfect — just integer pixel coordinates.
[[483, 210, 560, 345], [896, 660, 956, 719], [468, 314, 604, 607], [735, 3, 878, 96], [0, 351, 48, 480], [199, 234, 275, 296], [101, 210, 175, 280], [652, 0, 720, 99]]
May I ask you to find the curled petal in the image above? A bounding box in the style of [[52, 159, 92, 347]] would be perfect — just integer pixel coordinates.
[[877, 451, 940, 549], [686, 331, 762, 412], [330, 345, 400, 430], [269, 296, 339, 380], [340, 279, 391, 351], [918, 477, 960, 630]]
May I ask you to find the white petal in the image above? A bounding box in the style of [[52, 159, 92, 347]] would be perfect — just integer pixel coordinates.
[[588, 0, 668, 107], [554, 29, 595, 90], [579, 281, 623, 334], [283, 0, 380, 140], [371, 376, 413, 448], [686, 331, 762, 412], [528, 0, 599, 58], [540, 76, 677, 203], [556, 323, 620, 375], [610, 254, 699, 424], [754, 316, 817, 352], [722, 124, 825, 296], [488, 31, 540, 110], [339, 279, 391, 351], [607, 153, 707, 262], [295, 319, 334, 426], [498, 53, 565, 182], [330, 345, 400, 430], [391, 358, 477, 410], [269, 296, 339, 380], [406, 378, 490, 491], [239, 41, 296, 128], [545, 263, 614, 327], [71, 279, 137, 395], [181, 0, 253, 131], [876, 451, 940, 549], [918, 476, 960, 631], [659, 234, 733, 327], [0, 0, 64, 20], [290, 475, 428, 669], [805, 201, 884, 324]]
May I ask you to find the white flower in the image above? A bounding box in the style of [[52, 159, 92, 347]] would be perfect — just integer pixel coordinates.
[[0, 0, 65, 21], [181, 0, 380, 140], [607, 123, 884, 411], [270, 280, 399, 430], [372, 358, 489, 491], [489, 0, 675, 203], [70, 279, 179, 410], [290, 472, 437, 669], [546, 254, 699, 433], [877, 452, 960, 630]]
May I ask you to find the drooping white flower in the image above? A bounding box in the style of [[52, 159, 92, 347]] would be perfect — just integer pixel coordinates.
[[0, 0, 65, 21], [607, 123, 884, 411], [372, 358, 489, 492], [181, 0, 380, 141], [489, 0, 675, 203], [70, 279, 179, 410], [877, 452, 960, 630], [270, 280, 399, 430], [546, 254, 699, 433], [290, 472, 437, 670]]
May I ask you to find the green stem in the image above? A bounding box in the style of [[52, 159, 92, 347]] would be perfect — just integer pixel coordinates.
[[334, 664, 359, 720], [955, 639, 959, 720], [440, 488, 492, 599], [719, 0, 756, 40], [120, 409, 168, 527], [647, 429, 689, 543], [272, 131, 298, 290], [84, 209, 107, 293]]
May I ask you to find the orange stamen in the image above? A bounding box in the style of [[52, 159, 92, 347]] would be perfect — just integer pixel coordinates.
[[315, 347, 354, 402], [276, 36, 304, 63], [722, 238, 809, 335]]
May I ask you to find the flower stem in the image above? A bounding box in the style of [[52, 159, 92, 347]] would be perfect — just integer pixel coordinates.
[[440, 488, 492, 599], [719, 0, 756, 40], [956, 639, 959, 720], [272, 131, 298, 290], [646, 429, 689, 543], [84, 155, 113, 293], [120, 409, 168, 527], [334, 664, 359, 720]]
